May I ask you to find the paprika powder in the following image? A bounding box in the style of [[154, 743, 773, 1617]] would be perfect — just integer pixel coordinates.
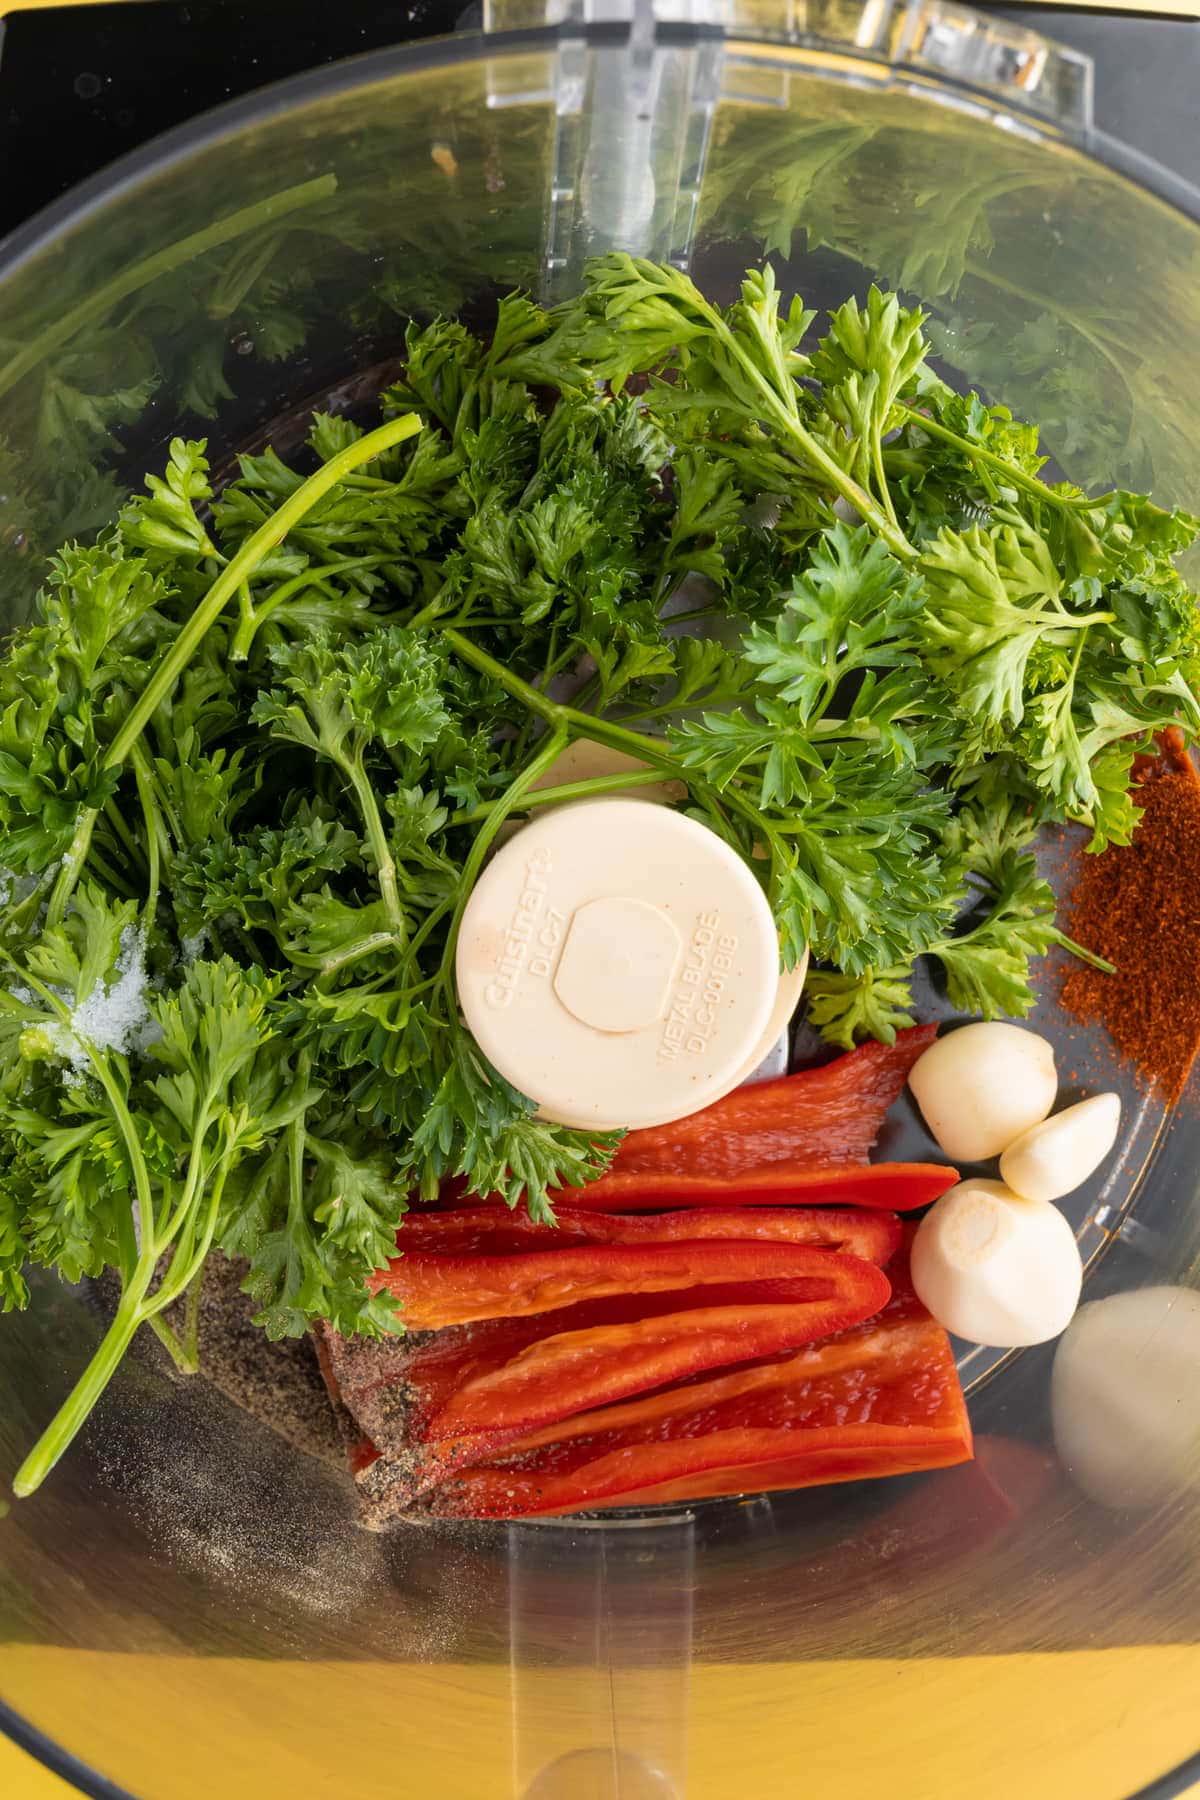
[[1062, 729, 1200, 1101]]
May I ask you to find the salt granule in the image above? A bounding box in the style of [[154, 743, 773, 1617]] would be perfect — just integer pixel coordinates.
[[57, 924, 152, 1072]]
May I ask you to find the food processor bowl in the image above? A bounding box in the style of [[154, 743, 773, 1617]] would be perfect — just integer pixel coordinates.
[[2, 4, 1199, 1795]]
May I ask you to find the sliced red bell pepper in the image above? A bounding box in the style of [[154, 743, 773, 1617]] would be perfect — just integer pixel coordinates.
[[370, 1239, 883, 1329], [428, 1030, 945, 1218], [398, 1204, 903, 1262], [311, 1327, 380, 1477], [326, 1279, 838, 1455], [429, 1278, 889, 1443], [421, 1295, 971, 1518], [593, 1024, 938, 1184], [324, 1251, 890, 1501], [537, 1162, 958, 1213], [325, 1293, 815, 1495]]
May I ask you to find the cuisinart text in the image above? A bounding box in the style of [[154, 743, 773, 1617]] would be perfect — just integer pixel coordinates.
[[484, 848, 565, 1008]]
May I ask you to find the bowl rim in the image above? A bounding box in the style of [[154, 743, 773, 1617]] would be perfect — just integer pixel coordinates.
[[2, 20, 1200, 286]]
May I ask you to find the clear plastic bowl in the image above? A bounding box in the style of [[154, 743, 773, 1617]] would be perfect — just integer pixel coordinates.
[[1, 5, 1199, 1796]]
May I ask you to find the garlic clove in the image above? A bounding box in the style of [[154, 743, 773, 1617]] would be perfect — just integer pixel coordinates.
[[908, 1021, 1057, 1163], [1000, 1092, 1122, 1203], [1052, 1286, 1200, 1510], [911, 1178, 1082, 1347]]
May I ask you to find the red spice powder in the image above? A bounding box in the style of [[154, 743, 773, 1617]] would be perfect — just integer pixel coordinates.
[[1061, 729, 1200, 1101]]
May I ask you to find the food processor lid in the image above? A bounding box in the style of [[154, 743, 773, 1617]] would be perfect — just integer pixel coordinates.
[[456, 797, 788, 1127]]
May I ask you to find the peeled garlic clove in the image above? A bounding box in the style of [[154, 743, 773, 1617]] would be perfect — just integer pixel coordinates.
[[1052, 1287, 1200, 1510], [999, 1092, 1121, 1203], [908, 1021, 1057, 1163], [911, 1178, 1082, 1347]]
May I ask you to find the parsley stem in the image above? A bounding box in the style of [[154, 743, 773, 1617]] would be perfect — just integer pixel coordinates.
[[871, 431, 901, 533], [44, 411, 423, 928], [160, 1145, 209, 1255], [70, 1018, 158, 1269], [49, 811, 105, 931], [86, 848, 138, 899], [101, 797, 145, 873], [12, 1280, 151, 1497], [406, 586, 452, 633], [148, 1314, 199, 1376], [443, 630, 776, 877], [765, 399, 914, 559], [131, 740, 184, 848], [261, 1053, 311, 1303], [9, 1017, 161, 1496], [234, 581, 256, 660], [541, 624, 562, 688], [314, 930, 405, 979], [287, 1098, 307, 1240], [897, 405, 1104, 512], [337, 755, 406, 938], [229, 554, 392, 661], [685, 295, 916, 560], [131, 745, 164, 931], [108, 414, 423, 767], [453, 767, 671, 825], [152, 1158, 234, 1314], [443, 631, 680, 774], [1051, 929, 1116, 976], [443, 629, 774, 851]]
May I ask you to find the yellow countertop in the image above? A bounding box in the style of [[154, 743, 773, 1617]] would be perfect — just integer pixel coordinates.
[[3, 1647, 1200, 1799], [3, 1739, 66, 1798]]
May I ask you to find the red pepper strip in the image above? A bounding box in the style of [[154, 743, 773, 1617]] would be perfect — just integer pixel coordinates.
[[399, 1204, 903, 1263], [321, 1263, 888, 1502], [535, 1162, 958, 1214], [370, 1239, 880, 1329], [427, 1253, 889, 1444], [593, 1024, 938, 1184], [326, 1277, 835, 1447], [422, 1305, 970, 1518]]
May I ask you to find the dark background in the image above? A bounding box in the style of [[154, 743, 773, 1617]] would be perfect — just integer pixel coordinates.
[[0, 2, 1198, 243]]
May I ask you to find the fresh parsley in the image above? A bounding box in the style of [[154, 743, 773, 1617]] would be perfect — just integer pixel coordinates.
[[1, 256, 1196, 1492]]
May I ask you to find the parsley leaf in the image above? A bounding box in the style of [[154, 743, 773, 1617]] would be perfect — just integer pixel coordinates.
[[918, 523, 1112, 732], [804, 965, 918, 1051], [743, 520, 924, 714]]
